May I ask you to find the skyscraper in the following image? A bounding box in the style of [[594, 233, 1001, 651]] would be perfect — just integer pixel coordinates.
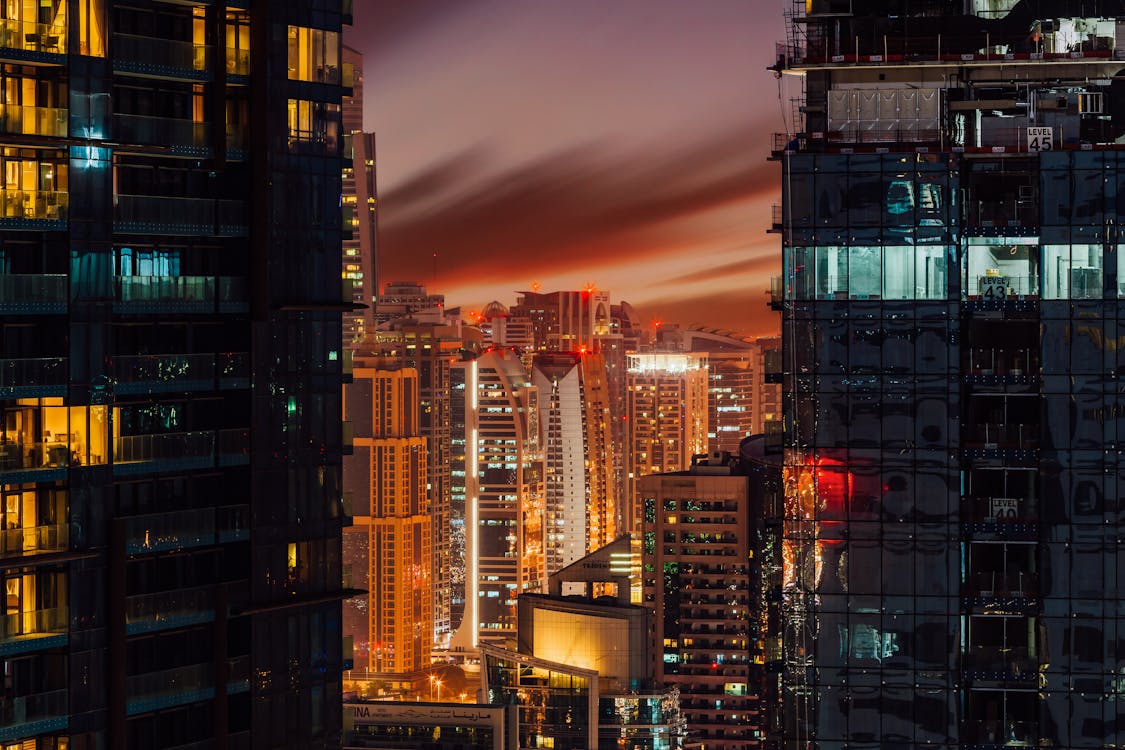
[[773, 2, 1125, 746], [530, 351, 618, 574], [345, 365, 431, 674], [625, 351, 708, 535], [341, 45, 377, 344], [0, 1, 351, 747], [451, 349, 545, 650], [638, 453, 757, 750]]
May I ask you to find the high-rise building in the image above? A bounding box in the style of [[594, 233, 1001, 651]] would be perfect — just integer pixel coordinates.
[[341, 45, 377, 344], [451, 349, 545, 651], [638, 453, 758, 750], [511, 288, 613, 352], [374, 282, 445, 328], [348, 319, 460, 652], [771, 3, 1125, 746], [625, 352, 708, 535], [530, 351, 618, 574], [655, 327, 782, 455], [0, 2, 352, 747], [344, 365, 431, 674]]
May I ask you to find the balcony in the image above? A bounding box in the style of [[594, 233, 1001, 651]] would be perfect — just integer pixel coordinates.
[[113, 430, 215, 475], [0, 19, 65, 59], [126, 662, 214, 715], [113, 113, 210, 152], [963, 424, 1039, 451], [125, 584, 215, 635], [217, 504, 248, 542], [964, 347, 1040, 389], [0, 440, 73, 483], [114, 194, 247, 236], [125, 508, 216, 554], [961, 497, 1038, 540], [0, 103, 66, 137], [219, 352, 250, 388], [113, 275, 248, 313], [0, 189, 67, 227], [965, 571, 1039, 611], [0, 689, 67, 743], [0, 274, 66, 314], [0, 523, 68, 559], [0, 606, 68, 655], [112, 33, 211, 81], [218, 427, 249, 466], [0, 357, 65, 397], [113, 353, 215, 394]]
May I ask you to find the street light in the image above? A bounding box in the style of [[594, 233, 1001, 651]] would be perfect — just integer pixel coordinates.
[[429, 674, 443, 701]]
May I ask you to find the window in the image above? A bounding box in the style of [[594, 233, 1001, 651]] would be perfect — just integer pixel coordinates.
[[287, 26, 340, 84]]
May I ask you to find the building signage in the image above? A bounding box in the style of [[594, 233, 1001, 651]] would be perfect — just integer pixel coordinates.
[[989, 497, 1019, 520], [978, 276, 1010, 299], [1027, 126, 1053, 151]]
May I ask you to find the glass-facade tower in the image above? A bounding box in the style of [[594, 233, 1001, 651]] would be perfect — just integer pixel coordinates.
[[0, 1, 352, 747], [773, 2, 1125, 747]]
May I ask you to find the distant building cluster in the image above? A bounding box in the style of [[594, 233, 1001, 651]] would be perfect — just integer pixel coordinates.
[[341, 281, 781, 748]]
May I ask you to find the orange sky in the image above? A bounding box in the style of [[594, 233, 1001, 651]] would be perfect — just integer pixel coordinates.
[[346, 1, 787, 336]]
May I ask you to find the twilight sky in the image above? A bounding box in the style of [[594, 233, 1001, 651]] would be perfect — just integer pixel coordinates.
[[345, 1, 786, 336]]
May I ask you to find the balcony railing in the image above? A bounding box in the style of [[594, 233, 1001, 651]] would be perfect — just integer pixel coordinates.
[[113, 431, 215, 473], [116, 276, 214, 311], [0, 104, 66, 137], [218, 427, 249, 465], [114, 195, 247, 235], [0, 523, 67, 558], [0, 606, 67, 643], [125, 508, 216, 554], [113, 353, 215, 393], [0, 357, 65, 395], [0, 189, 67, 221], [968, 199, 1039, 228], [0, 275, 66, 313], [125, 584, 215, 634], [966, 348, 1039, 377], [217, 504, 248, 542], [967, 720, 1038, 747], [0, 689, 67, 742], [963, 646, 1038, 681], [113, 113, 210, 149], [963, 424, 1039, 450], [126, 662, 214, 713], [968, 571, 1039, 597], [0, 440, 75, 476], [226, 47, 249, 75], [113, 33, 210, 77], [0, 19, 65, 55]]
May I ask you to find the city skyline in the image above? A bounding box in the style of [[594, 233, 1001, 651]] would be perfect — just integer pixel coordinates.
[[344, 1, 785, 336]]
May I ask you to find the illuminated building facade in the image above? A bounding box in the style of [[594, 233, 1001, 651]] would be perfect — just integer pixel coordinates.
[[772, 1, 1125, 746], [0, 1, 352, 747], [511, 288, 613, 352], [341, 44, 377, 344], [625, 352, 708, 534], [342, 701, 517, 750], [347, 320, 459, 652], [530, 351, 618, 573], [450, 349, 544, 650], [638, 454, 758, 750], [345, 365, 431, 674], [374, 281, 444, 328]]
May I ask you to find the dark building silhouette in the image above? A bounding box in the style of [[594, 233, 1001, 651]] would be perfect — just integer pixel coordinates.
[[773, 1, 1125, 747], [0, 1, 353, 747]]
